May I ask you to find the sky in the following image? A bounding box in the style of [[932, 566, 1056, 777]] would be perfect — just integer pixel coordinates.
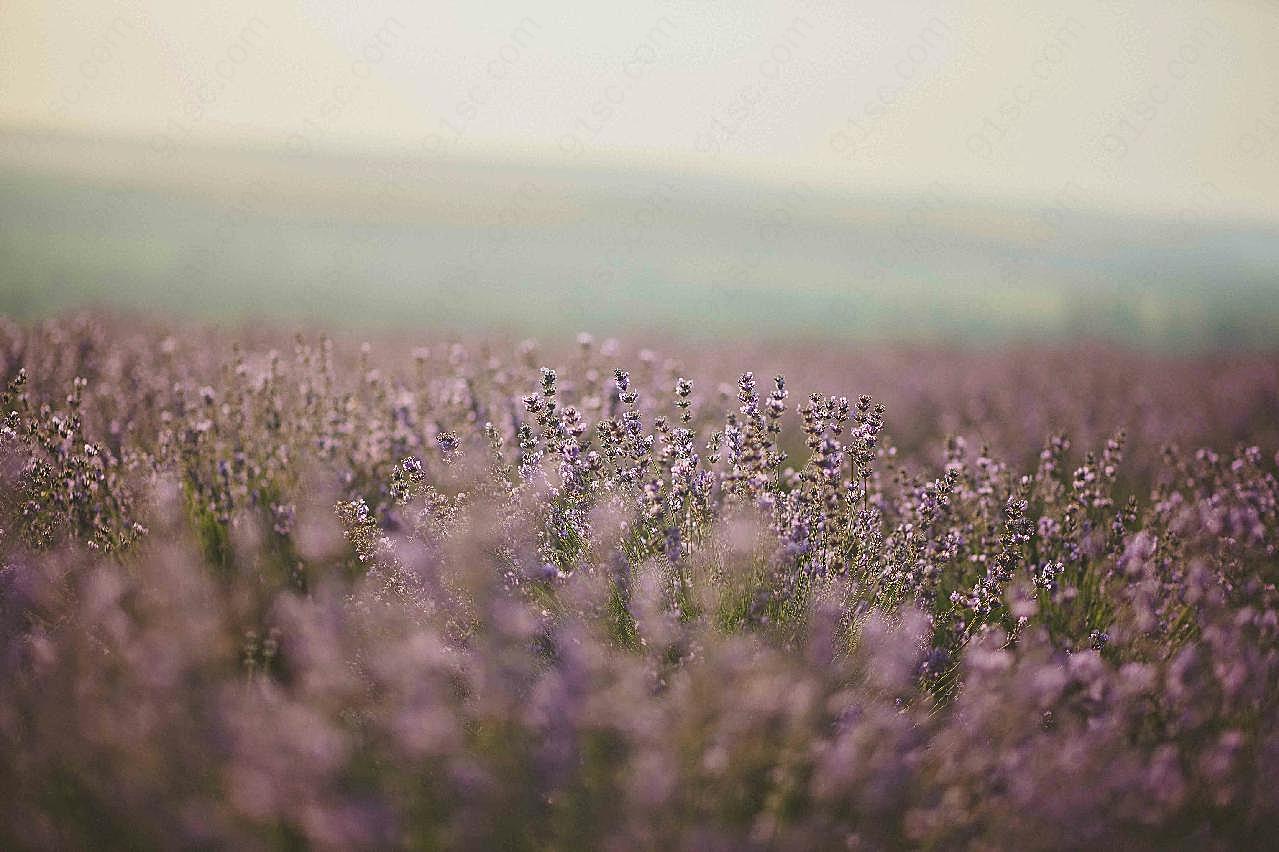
[[3, 1, 1279, 223]]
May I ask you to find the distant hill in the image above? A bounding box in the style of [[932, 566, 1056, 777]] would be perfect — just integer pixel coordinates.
[[2, 129, 1277, 348]]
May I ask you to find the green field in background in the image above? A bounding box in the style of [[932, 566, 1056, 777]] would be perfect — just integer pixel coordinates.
[[3, 142, 1277, 349]]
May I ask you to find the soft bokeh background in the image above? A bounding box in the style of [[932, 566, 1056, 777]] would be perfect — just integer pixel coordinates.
[[3, 1, 1278, 346]]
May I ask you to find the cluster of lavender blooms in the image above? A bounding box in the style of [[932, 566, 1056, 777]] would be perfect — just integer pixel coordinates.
[[1, 315, 1278, 849]]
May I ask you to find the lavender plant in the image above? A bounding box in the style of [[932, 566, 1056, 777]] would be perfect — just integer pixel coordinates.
[[1, 314, 1278, 849]]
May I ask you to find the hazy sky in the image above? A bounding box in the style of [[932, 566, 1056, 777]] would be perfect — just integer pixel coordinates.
[[4, 1, 1278, 221]]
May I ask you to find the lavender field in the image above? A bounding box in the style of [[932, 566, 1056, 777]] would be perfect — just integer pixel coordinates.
[[8, 1, 1279, 848], [2, 314, 1277, 848]]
